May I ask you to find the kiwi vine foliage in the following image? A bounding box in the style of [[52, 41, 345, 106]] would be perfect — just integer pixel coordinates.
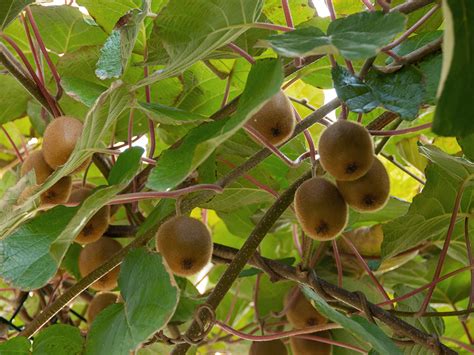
[[0, 0, 473, 354]]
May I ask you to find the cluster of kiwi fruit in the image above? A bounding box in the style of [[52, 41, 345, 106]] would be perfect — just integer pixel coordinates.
[[295, 120, 390, 241], [249, 287, 332, 355], [20, 116, 84, 204], [246, 91, 296, 146]]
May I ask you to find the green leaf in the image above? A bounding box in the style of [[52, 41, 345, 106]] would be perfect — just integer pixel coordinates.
[[433, 0, 474, 137], [458, 133, 474, 161], [140, 0, 263, 86], [381, 147, 474, 259], [332, 65, 425, 119], [267, 11, 406, 60], [85, 248, 179, 355], [146, 58, 284, 191], [29, 5, 107, 54], [33, 324, 84, 355], [0, 336, 30, 354], [0, 0, 33, 30], [61, 77, 107, 107], [96, 0, 149, 79], [348, 197, 410, 228], [302, 286, 402, 354], [138, 102, 210, 125], [393, 285, 444, 336], [388, 31, 443, 63], [419, 145, 474, 181], [108, 146, 144, 185], [199, 188, 274, 212], [0, 74, 31, 124]]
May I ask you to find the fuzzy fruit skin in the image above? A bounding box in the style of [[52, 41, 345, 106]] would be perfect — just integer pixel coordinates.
[[285, 289, 327, 329], [294, 177, 348, 241], [42, 116, 83, 169], [289, 332, 332, 355], [68, 185, 110, 245], [339, 224, 383, 257], [246, 91, 296, 146], [156, 216, 212, 277], [318, 120, 374, 181], [87, 292, 117, 323], [79, 238, 122, 291], [336, 157, 390, 212], [20, 150, 72, 204], [249, 339, 288, 355]]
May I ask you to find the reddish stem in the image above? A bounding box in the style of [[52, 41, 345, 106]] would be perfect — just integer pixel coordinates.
[[384, 49, 405, 62], [357, 113, 363, 123], [228, 43, 255, 64], [25, 7, 63, 101], [281, 0, 294, 28], [418, 177, 473, 314], [325, 0, 337, 21], [465, 218, 474, 323], [376, 0, 390, 12], [143, 48, 156, 159], [377, 265, 474, 307], [252, 22, 293, 32], [342, 235, 393, 307], [21, 13, 44, 84], [108, 184, 224, 205], [201, 208, 208, 226], [441, 337, 474, 353], [1, 126, 23, 162], [293, 108, 317, 170], [452, 303, 473, 344], [1, 33, 60, 116], [383, 4, 440, 50], [221, 71, 233, 108], [369, 123, 431, 136], [254, 273, 264, 333], [215, 320, 341, 341], [332, 240, 343, 288], [292, 224, 304, 258]]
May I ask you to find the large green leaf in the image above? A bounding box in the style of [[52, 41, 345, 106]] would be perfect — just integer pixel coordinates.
[[146, 58, 284, 191], [95, 0, 149, 79], [0, 0, 33, 30], [139, 0, 263, 87], [0, 74, 31, 124], [382, 147, 474, 259], [85, 248, 179, 355], [0, 336, 30, 354], [302, 286, 402, 354], [433, 0, 474, 137], [29, 5, 107, 54], [332, 65, 425, 119], [267, 11, 406, 60], [32, 324, 84, 355]]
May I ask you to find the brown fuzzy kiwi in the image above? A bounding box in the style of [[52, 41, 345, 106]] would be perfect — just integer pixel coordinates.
[[318, 120, 374, 181], [79, 238, 122, 291], [87, 292, 118, 323], [289, 332, 332, 355], [42, 116, 83, 169], [285, 288, 327, 329], [336, 157, 390, 212], [249, 339, 288, 355], [246, 91, 296, 146], [294, 177, 348, 241], [156, 216, 212, 277], [20, 150, 72, 204], [68, 184, 110, 244], [338, 224, 383, 257]]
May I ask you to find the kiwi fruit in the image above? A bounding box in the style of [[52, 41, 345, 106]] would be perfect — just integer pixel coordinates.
[[289, 332, 332, 355], [246, 91, 296, 146], [87, 292, 118, 323], [285, 288, 327, 329], [42, 116, 83, 169], [20, 150, 72, 204], [339, 224, 383, 257], [68, 184, 110, 244], [318, 120, 374, 181], [156, 216, 212, 277], [78, 238, 122, 291], [336, 157, 390, 212], [294, 177, 348, 241], [249, 339, 288, 355]]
